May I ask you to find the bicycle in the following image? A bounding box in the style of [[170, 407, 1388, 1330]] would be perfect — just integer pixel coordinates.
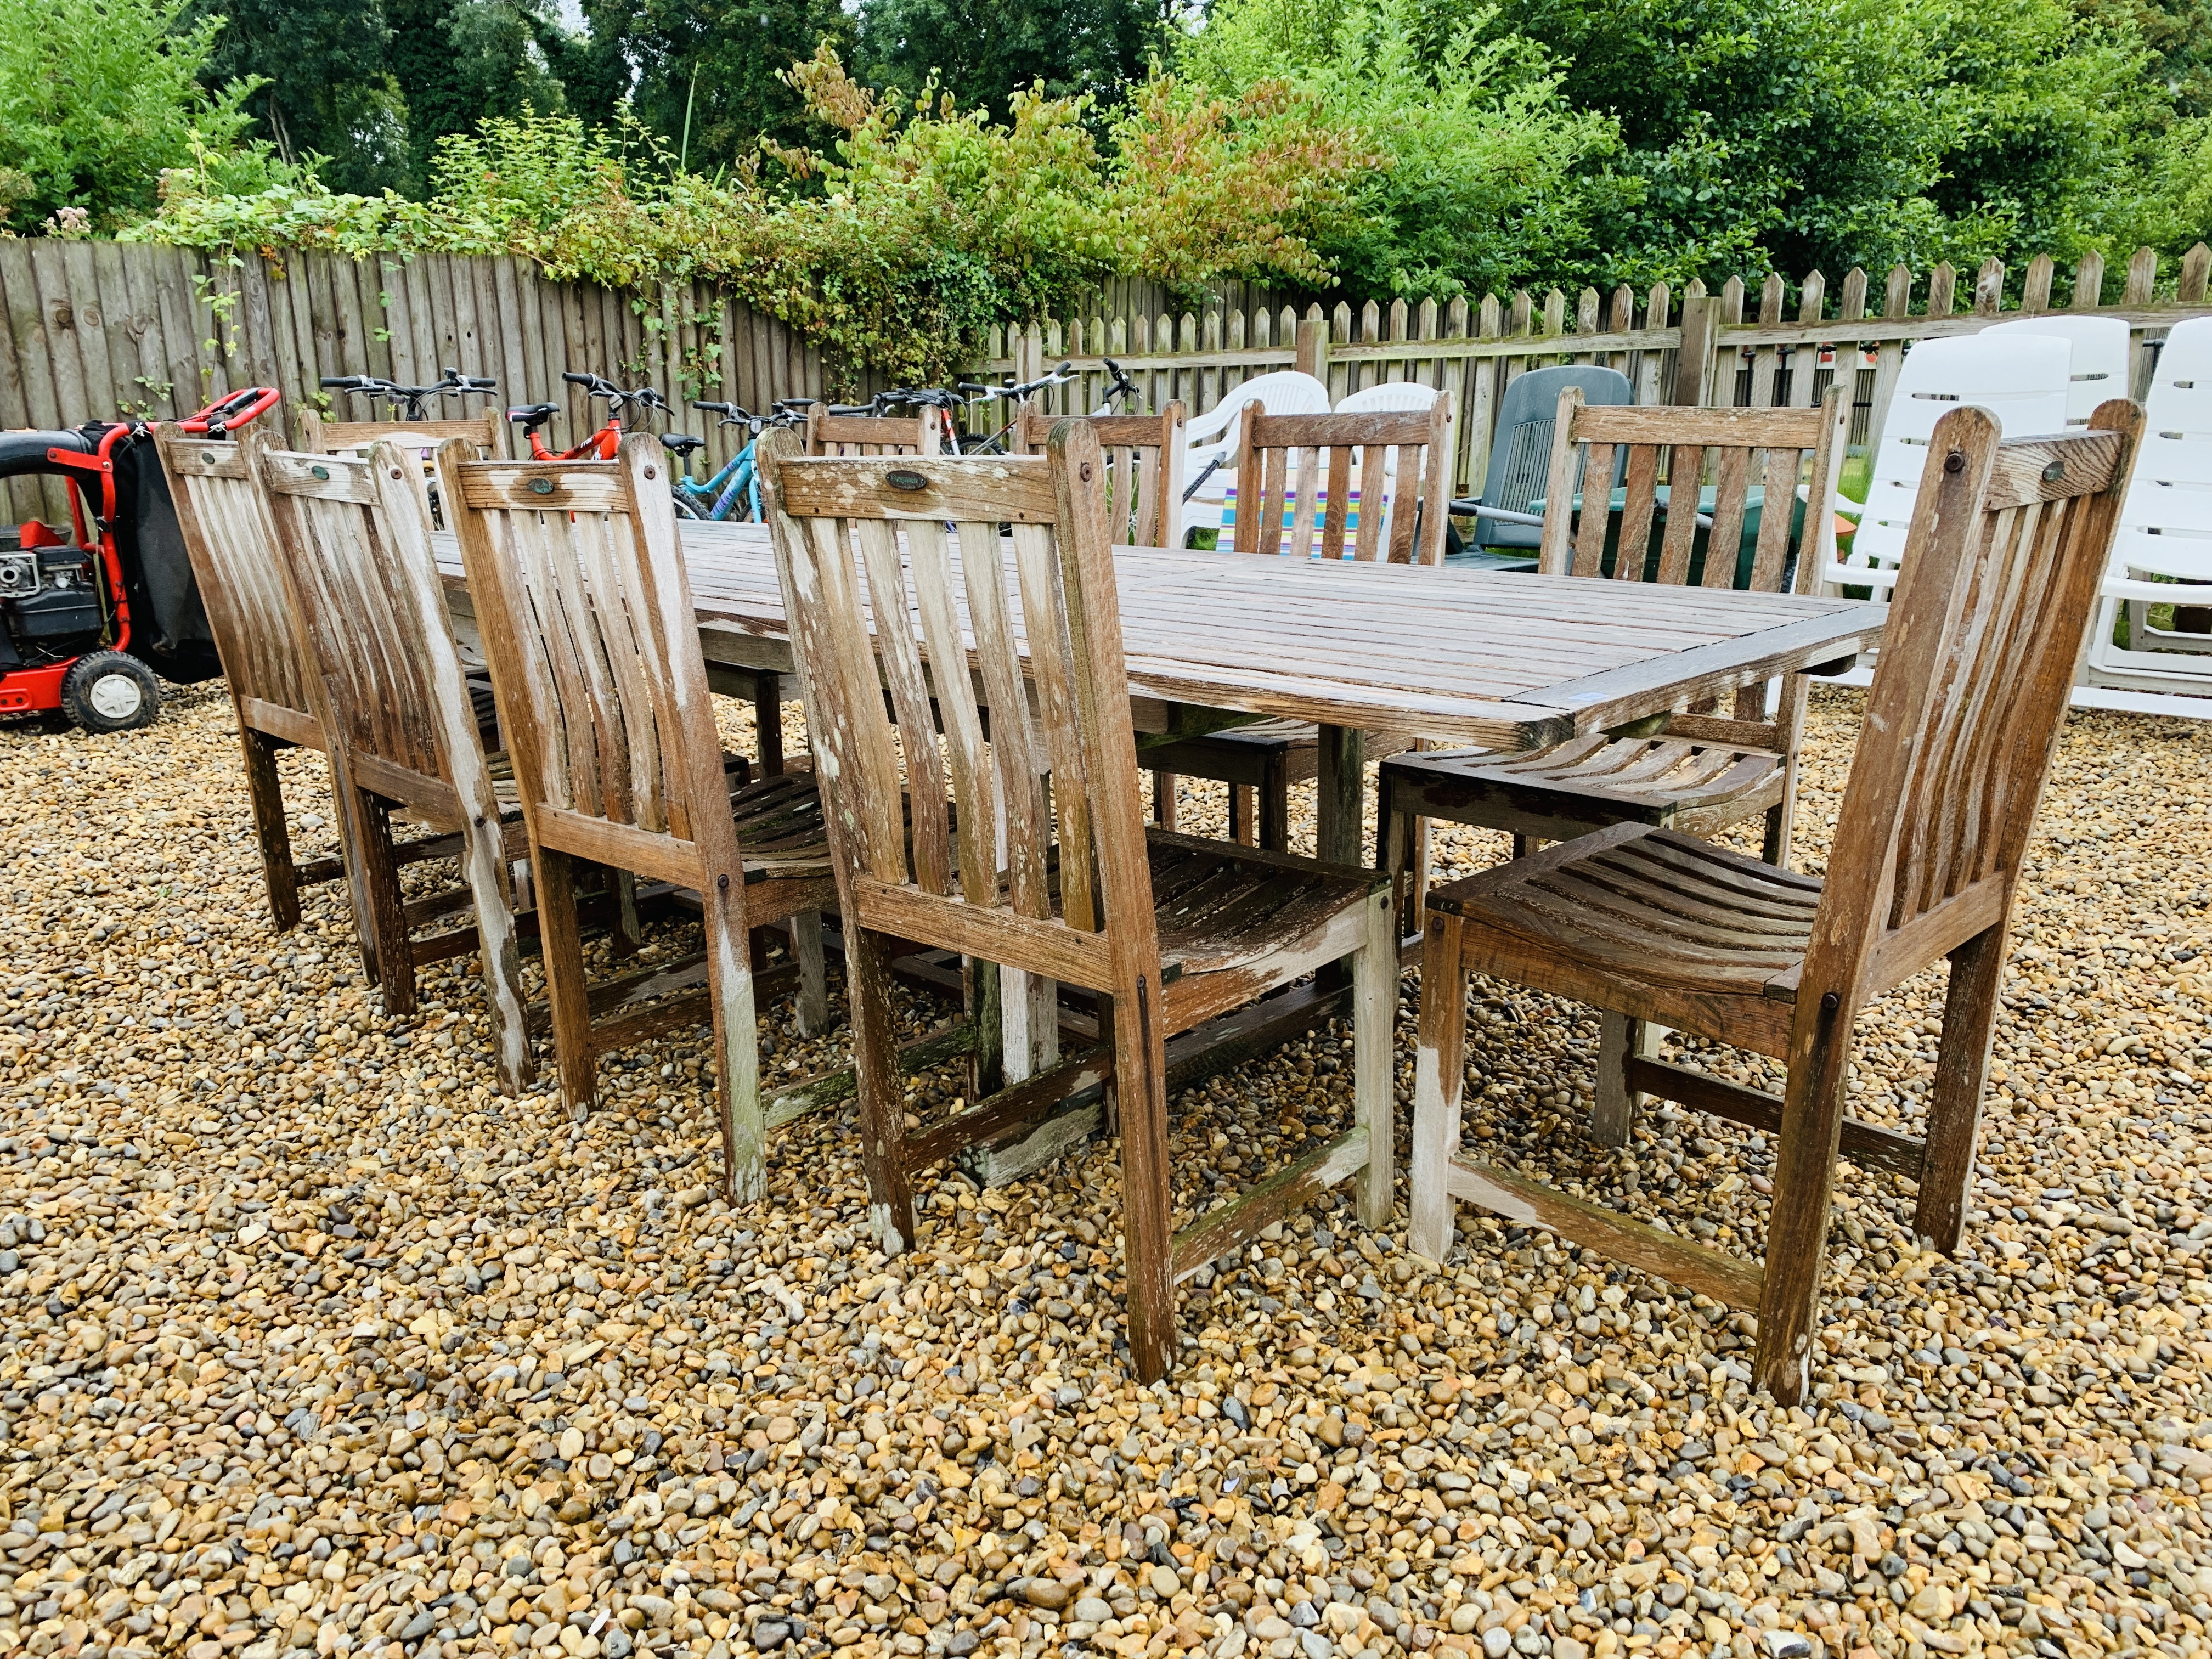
[[672, 398, 816, 521], [952, 356, 1144, 453], [319, 366, 499, 421], [823, 385, 970, 454], [509, 371, 682, 461]]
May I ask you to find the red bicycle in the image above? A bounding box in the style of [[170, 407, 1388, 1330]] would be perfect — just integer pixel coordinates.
[[509, 372, 679, 460]]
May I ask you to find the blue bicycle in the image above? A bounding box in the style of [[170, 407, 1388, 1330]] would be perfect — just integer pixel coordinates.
[[668, 398, 815, 521]]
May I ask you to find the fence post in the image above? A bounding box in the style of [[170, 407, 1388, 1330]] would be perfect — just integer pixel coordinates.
[[1673, 293, 1719, 405], [1295, 315, 1330, 382]]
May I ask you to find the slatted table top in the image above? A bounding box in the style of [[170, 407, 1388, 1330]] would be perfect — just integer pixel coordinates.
[[434, 520, 1884, 751]]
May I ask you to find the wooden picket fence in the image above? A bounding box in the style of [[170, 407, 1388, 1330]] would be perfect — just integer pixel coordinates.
[[986, 244, 2212, 498], [0, 241, 823, 522], [5, 238, 2212, 523]]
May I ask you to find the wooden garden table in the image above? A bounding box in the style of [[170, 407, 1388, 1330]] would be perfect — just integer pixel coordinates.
[[437, 520, 1884, 868], [435, 520, 1881, 1166]]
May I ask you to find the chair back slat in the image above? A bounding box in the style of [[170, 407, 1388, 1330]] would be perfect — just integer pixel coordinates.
[[1017, 405, 1187, 548], [304, 412, 504, 459], [259, 449, 450, 783], [1538, 391, 1850, 595], [1807, 402, 2141, 1000], [437, 439, 733, 871], [155, 431, 320, 722], [1231, 402, 1452, 563], [761, 423, 1150, 979], [805, 408, 940, 458]]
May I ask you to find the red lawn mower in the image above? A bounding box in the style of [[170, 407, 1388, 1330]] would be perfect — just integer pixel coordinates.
[[0, 388, 279, 732]]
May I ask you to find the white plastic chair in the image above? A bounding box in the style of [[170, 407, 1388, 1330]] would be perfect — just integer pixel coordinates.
[[1181, 371, 1331, 542], [1335, 381, 1440, 415], [2084, 315, 2212, 693], [1320, 382, 1447, 550], [1983, 316, 2132, 424], [1829, 333, 2070, 601]]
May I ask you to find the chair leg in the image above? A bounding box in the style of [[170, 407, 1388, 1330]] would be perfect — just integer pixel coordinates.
[[1914, 924, 2007, 1253], [239, 727, 302, 932], [356, 793, 415, 1018], [1259, 753, 1290, 854], [702, 863, 766, 1205], [1352, 889, 1396, 1228], [1753, 992, 1859, 1404], [1152, 770, 1178, 832], [793, 911, 829, 1037], [1408, 912, 1470, 1265], [1115, 968, 1176, 1383], [1592, 1012, 1657, 1149], [1385, 802, 1417, 940], [533, 848, 599, 1119], [966, 957, 1004, 1102], [611, 870, 643, 959], [754, 672, 785, 777], [850, 926, 916, 1254], [328, 752, 382, 983], [455, 821, 532, 1097], [1229, 785, 1256, 847], [1763, 676, 1810, 869]]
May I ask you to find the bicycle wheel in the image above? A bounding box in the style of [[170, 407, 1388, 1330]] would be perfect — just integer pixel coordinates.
[[670, 491, 706, 520]]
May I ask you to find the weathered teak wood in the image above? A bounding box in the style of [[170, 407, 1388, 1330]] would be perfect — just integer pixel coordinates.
[[432, 526, 1884, 754], [301, 410, 505, 458], [1014, 403, 1188, 550], [256, 439, 534, 1094], [1017, 403, 1191, 827], [803, 407, 941, 458], [760, 421, 1397, 1383], [437, 435, 841, 1201], [155, 429, 378, 959], [1145, 396, 1454, 850], [1406, 400, 2144, 1405], [1384, 386, 1852, 935]]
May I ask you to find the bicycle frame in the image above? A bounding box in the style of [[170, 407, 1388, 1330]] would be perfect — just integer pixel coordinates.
[[673, 443, 761, 521]]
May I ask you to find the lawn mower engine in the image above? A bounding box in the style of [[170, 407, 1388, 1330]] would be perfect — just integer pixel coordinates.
[[0, 525, 104, 662], [0, 387, 276, 732]]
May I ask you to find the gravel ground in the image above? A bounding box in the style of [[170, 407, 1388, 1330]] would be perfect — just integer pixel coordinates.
[[0, 684, 2209, 1659]]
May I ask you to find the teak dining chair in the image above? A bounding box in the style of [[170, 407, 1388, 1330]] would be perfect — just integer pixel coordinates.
[[1383, 387, 1852, 932], [804, 407, 941, 458], [156, 429, 365, 944], [759, 422, 1398, 1382], [437, 435, 845, 1200], [1406, 400, 2143, 1402], [1147, 399, 1454, 851], [1014, 403, 1187, 548], [255, 440, 535, 1094]]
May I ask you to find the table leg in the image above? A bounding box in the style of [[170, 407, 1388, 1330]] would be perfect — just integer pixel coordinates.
[[1316, 725, 1364, 865]]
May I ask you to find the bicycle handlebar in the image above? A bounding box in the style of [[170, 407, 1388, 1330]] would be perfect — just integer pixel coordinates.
[[175, 386, 281, 436]]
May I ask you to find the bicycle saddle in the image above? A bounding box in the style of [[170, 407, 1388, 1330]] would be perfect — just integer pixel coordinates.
[[507, 403, 561, 426], [661, 433, 706, 458]]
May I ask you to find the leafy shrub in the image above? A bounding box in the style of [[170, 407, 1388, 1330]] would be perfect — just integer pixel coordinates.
[[0, 0, 281, 233]]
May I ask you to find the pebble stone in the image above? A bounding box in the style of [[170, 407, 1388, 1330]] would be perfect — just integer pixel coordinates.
[[0, 682, 2208, 1659]]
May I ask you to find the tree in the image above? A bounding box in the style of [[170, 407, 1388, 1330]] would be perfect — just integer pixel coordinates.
[[386, 0, 574, 193], [1909, 0, 2174, 279], [580, 0, 854, 172], [1180, 0, 1618, 299], [1441, 0, 1952, 286], [189, 0, 406, 193], [0, 0, 279, 232], [2074, 0, 2212, 116], [856, 0, 1167, 123]]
